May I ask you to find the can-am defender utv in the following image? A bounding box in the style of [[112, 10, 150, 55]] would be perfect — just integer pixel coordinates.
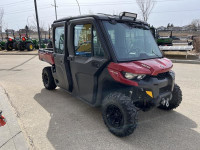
[[39, 12, 182, 137]]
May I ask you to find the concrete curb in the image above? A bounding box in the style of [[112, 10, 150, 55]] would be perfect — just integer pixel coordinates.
[[0, 50, 38, 56], [0, 86, 28, 150], [0, 53, 37, 55], [171, 59, 200, 64]]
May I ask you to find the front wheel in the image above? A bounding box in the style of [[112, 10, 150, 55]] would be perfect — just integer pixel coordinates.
[[102, 92, 138, 137], [13, 42, 18, 50], [17, 43, 25, 51], [6, 42, 13, 51], [42, 67, 57, 90], [26, 43, 34, 51], [158, 84, 182, 110]]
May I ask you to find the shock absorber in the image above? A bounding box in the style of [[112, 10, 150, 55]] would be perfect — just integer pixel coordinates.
[[0, 110, 6, 127]]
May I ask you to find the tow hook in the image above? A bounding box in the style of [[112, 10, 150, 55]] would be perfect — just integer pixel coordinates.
[[161, 98, 170, 107]]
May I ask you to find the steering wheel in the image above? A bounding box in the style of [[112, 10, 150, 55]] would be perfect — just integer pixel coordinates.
[[128, 42, 141, 53]]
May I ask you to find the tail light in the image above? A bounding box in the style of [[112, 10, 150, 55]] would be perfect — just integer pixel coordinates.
[[9, 38, 12, 42]]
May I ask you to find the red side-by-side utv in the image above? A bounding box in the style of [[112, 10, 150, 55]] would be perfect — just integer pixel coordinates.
[[38, 12, 182, 137]]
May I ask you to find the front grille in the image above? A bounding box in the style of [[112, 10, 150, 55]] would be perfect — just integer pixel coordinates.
[[144, 72, 170, 81], [160, 86, 171, 94], [156, 72, 170, 80]]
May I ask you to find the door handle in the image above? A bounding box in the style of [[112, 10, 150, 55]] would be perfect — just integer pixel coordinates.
[[67, 56, 74, 61]]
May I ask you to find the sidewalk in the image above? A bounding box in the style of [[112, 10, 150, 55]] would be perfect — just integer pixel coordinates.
[[0, 86, 28, 150], [0, 50, 38, 55], [171, 59, 200, 64]]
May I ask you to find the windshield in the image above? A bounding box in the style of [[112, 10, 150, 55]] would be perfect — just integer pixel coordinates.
[[103, 21, 162, 61]]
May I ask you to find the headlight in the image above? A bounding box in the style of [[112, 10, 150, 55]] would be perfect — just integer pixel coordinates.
[[124, 73, 138, 79], [124, 72, 146, 80]]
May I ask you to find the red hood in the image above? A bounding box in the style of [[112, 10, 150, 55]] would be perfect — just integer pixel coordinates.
[[108, 58, 173, 76]]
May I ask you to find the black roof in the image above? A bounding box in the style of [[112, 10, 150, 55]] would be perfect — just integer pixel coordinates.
[[54, 14, 148, 26]]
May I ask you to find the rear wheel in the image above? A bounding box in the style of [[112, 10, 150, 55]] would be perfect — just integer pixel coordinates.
[[13, 42, 18, 50], [102, 92, 138, 137], [6, 42, 13, 51], [158, 84, 182, 110], [26, 43, 34, 51], [17, 43, 25, 51], [42, 67, 57, 90]]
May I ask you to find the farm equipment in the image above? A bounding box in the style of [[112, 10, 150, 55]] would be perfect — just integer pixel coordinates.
[[32, 39, 39, 49], [0, 110, 6, 127], [39, 12, 182, 137], [156, 30, 173, 46], [0, 40, 6, 50], [5, 29, 17, 51], [17, 36, 34, 51]]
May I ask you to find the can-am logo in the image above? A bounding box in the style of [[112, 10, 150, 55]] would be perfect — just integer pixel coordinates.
[[141, 64, 151, 69], [160, 65, 165, 69]]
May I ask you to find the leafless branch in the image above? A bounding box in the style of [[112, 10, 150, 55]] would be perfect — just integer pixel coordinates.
[[136, 0, 156, 22]]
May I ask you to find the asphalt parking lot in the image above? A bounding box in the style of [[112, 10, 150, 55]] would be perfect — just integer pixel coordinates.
[[0, 55, 199, 150]]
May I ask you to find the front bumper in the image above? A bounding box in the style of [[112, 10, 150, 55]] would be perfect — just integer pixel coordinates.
[[132, 71, 175, 109]]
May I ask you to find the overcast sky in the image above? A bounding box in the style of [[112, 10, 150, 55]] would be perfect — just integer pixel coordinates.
[[1, 0, 200, 31]]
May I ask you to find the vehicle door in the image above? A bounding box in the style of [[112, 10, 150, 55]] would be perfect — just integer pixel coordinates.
[[53, 22, 71, 91], [67, 18, 108, 104]]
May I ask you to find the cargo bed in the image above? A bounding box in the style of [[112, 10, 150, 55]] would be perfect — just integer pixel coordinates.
[[38, 48, 54, 65]]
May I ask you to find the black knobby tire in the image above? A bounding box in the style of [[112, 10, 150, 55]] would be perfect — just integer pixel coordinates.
[[26, 43, 34, 51], [1, 47, 5, 50], [102, 92, 138, 137], [42, 67, 57, 90], [13, 42, 18, 50], [17, 42, 25, 51], [158, 84, 182, 110], [6, 42, 13, 51]]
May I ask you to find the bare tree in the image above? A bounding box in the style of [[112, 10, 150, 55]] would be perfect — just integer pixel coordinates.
[[28, 15, 45, 32], [136, 0, 156, 22], [190, 19, 200, 31], [0, 8, 4, 33]]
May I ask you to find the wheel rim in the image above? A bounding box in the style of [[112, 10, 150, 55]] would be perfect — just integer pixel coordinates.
[[29, 44, 33, 49], [106, 105, 124, 128], [8, 43, 12, 49], [43, 73, 49, 86]]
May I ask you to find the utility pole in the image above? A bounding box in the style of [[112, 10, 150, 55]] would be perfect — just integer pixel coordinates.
[[34, 0, 41, 47], [51, 0, 58, 20]]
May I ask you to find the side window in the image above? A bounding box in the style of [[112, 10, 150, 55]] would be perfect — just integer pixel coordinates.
[[74, 24, 92, 57], [74, 24, 105, 58], [55, 26, 64, 54], [108, 30, 115, 45]]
